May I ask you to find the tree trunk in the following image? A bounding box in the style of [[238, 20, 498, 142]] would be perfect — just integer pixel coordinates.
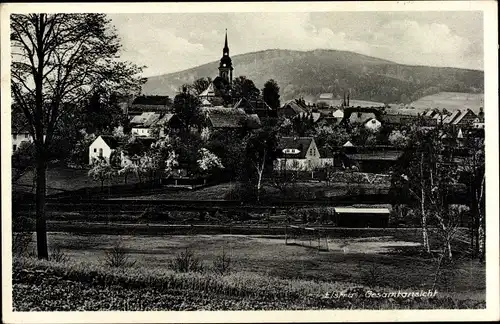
[[35, 155, 48, 259], [420, 153, 430, 253], [256, 169, 263, 202]]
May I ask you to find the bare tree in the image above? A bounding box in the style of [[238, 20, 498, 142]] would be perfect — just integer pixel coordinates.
[[11, 14, 145, 259]]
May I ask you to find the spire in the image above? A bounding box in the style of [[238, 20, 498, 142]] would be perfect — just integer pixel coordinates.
[[224, 29, 228, 49]]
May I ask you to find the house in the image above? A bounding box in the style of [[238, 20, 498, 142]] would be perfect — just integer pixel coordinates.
[[12, 124, 33, 153], [333, 206, 391, 227], [128, 95, 172, 116], [130, 112, 161, 137], [316, 93, 338, 108], [233, 97, 275, 118], [443, 110, 461, 124], [338, 149, 404, 173], [274, 137, 324, 171], [472, 116, 485, 129], [279, 100, 307, 119], [89, 135, 120, 164], [451, 109, 477, 128], [364, 118, 382, 131], [156, 113, 184, 136], [202, 107, 261, 129]]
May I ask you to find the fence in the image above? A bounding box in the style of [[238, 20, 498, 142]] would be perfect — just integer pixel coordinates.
[[286, 225, 329, 251]]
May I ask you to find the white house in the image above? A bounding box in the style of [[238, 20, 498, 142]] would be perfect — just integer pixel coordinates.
[[89, 135, 119, 165], [472, 117, 485, 129], [275, 137, 327, 171], [130, 112, 161, 137], [12, 130, 33, 153]]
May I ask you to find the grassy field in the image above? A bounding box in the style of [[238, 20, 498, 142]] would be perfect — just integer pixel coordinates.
[[123, 181, 390, 201], [410, 92, 484, 114], [15, 232, 485, 304], [13, 167, 141, 196]]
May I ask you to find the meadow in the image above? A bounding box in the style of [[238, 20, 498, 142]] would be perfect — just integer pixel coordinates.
[[409, 92, 484, 114], [13, 232, 485, 310]]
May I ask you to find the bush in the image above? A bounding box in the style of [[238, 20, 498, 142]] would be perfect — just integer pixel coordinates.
[[103, 241, 136, 268], [50, 245, 69, 263], [212, 249, 232, 275], [13, 232, 34, 257], [169, 248, 204, 273], [361, 263, 384, 286]]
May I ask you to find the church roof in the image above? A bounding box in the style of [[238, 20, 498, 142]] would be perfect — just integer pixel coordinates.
[[199, 82, 217, 98]]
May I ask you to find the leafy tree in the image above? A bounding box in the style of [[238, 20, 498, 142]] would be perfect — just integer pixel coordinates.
[[149, 136, 179, 183], [314, 125, 351, 150], [192, 77, 212, 95], [12, 141, 36, 183], [197, 148, 224, 176], [173, 87, 203, 132], [232, 76, 260, 101], [82, 89, 125, 134], [11, 14, 145, 259], [68, 130, 96, 166], [118, 163, 138, 184], [262, 79, 280, 110], [388, 130, 410, 148], [88, 158, 116, 190]]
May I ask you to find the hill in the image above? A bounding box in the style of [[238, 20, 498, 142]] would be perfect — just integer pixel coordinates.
[[142, 49, 484, 104]]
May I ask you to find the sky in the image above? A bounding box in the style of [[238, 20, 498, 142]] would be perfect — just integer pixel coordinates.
[[109, 11, 484, 77]]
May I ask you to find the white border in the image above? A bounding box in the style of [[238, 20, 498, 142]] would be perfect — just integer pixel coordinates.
[[1, 1, 498, 323]]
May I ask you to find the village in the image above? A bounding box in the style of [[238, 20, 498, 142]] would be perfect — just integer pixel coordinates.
[[8, 12, 489, 313]]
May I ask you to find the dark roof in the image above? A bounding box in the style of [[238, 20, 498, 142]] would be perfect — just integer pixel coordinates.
[[278, 137, 314, 159], [281, 100, 306, 115], [345, 151, 404, 161], [99, 135, 120, 149], [135, 137, 156, 148], [203, 107, 260, 129], [132, 96, 171, 106]]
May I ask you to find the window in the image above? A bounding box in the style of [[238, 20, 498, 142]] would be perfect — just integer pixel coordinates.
[[99, 148, 103, 157], [94, 148, 97, 153], [25, 134, 29, 138], [13, 144, 17, 151], [13, 134, 17, 140]]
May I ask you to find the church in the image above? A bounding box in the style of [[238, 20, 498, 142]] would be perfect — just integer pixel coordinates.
[[198, 30, 234, 105], [198, 30, 275, 118]]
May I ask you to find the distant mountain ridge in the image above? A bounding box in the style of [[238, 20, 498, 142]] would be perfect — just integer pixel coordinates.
[[142, 49, 484, 104]]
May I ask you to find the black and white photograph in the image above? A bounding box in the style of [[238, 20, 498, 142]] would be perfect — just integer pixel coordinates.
[[1, 1, 498, 322]]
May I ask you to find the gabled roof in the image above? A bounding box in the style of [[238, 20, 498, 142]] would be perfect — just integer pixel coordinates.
[[425, 110, 436, 117], [452, 109, 476, 125], [457, 128, 464, 139], [443, 110, 461, 124], [233, 97, 272, 112], [99, 135, 120, 149], [278, 137, 314, 159], [157, 113, 176, 125], [281, 100, 306, 115], [343, 141, 354, 147], [130, 112, 161, 127], [198, 82, 216, 98]]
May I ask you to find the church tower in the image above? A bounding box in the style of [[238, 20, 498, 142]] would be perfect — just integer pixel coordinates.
[[218, 29, 233, 84]]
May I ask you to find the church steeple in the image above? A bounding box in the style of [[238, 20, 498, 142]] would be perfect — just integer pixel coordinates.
[[219, 29, 233, 84]]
